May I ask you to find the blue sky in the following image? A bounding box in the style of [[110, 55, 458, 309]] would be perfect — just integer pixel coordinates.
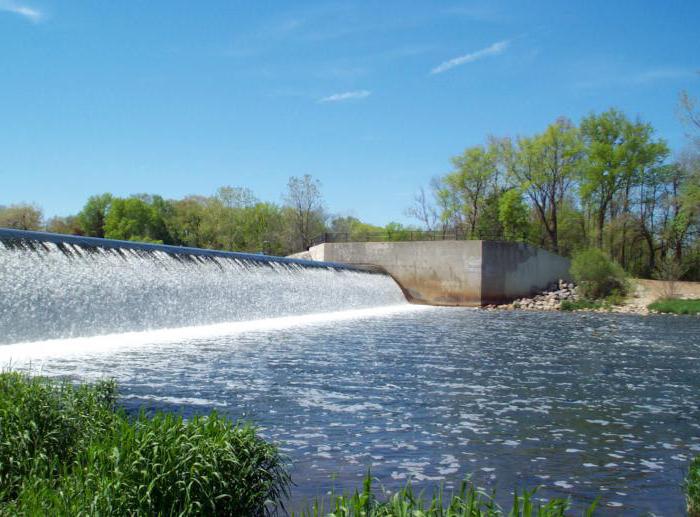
[[1, 1, 698, 225]]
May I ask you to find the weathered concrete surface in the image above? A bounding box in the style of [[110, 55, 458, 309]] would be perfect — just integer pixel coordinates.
[[300, 241, 571, 306], [481, 242, 572, 305]]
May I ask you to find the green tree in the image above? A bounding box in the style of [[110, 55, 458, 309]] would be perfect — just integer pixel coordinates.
[[500, 118, 582, 253], [104, 196, 164, 243], [498, 189, 530, 241], [580, 109, 668, 249], [78, 194, 113, 237], [438, 145, 499, 238]]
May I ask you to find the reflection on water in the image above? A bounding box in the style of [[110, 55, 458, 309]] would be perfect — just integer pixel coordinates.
[[4, 308, 699, 514]]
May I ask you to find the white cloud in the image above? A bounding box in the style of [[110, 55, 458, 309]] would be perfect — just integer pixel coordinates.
[[318, 90, 371, 103], [632, 67, 698, 84], [0, 0, 43, 22], [430, 40, 510, 75], [574, 66, 699, 90]]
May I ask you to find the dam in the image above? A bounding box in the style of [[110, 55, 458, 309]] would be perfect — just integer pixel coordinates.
[[0, 229, 405, 344], [1, 228, 698, 514], [296, 240, 572, 306]]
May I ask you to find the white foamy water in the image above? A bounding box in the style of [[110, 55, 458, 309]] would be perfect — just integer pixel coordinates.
[[0, 304, 424, 364], [0, 234, 407, 344]]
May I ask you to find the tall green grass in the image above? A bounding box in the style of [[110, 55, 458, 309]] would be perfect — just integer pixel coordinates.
[[0, 372, 289, 516], [0, 372, 118, 502], [648, 298, 700, 315], [687, 456, 700, 517], [294, 473, 598, 516]]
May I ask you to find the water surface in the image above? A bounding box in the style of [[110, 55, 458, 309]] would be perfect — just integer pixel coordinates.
[[5, 308, 699, 514]]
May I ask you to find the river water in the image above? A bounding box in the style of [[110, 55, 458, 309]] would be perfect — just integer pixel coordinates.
[[4, 306, 698, 515]]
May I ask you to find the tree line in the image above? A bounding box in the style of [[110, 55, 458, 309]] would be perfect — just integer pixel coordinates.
[[1, 100, 698, 280], [0, 175, 408, 256], [408, 105, 700, 281]]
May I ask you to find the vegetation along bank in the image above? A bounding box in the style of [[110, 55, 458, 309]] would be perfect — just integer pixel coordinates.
[[3, 372, 700, 515]]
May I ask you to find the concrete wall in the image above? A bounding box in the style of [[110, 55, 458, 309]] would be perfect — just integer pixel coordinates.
[[313, 241, 482, 305], [304, 241, 571, 306], [480, 241, 572, 304]]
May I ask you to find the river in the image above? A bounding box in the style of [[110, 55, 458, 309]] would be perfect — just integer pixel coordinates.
[[4, 306, 698, 514]]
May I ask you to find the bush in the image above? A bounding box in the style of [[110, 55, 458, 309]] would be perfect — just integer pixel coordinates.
[[570, 248, 628, 299], [0, 373, 289, 516], [688, 456, 700, 517], [293, 473, 598, 516]]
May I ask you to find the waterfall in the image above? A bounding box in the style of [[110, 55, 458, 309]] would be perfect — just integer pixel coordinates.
[[0, 229, 407, 345]]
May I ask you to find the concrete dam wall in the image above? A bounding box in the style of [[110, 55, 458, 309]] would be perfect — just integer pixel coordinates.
[[300, 241, 572, 306]]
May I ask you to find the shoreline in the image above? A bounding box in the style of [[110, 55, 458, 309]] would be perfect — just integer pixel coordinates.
[[481, 278, 700, 316]]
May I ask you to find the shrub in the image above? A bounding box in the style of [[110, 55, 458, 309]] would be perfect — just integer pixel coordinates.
[[293, 473, 598, 516], [0, 373, 289, 516], [688, 456, 700, 517], [653, 255, 687, 298], [570, 248, 628, 299]]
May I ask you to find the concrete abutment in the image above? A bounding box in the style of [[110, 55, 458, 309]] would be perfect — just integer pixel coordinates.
[[300, 241, 571, 306]]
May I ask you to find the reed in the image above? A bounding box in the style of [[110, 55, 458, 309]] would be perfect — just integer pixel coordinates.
[[0, 372, 289, 516], [293, 473, 598, 517], [687, 456, 700, 517]]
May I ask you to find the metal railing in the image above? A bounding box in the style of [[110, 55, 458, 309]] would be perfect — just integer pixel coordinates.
[[311, 230, 477, 246]]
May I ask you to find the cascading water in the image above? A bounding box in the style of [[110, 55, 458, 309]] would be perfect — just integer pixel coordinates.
[[0, 229, 408, 345]]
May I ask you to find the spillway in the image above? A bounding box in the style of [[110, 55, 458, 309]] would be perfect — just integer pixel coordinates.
[[0, 229, 408, 345]]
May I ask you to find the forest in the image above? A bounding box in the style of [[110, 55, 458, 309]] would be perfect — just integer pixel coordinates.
[[2, 101, 699, 281]]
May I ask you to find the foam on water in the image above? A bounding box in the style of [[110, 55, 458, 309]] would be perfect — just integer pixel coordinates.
[[0, 234, 407, 345], [0, 304, 424, 364]]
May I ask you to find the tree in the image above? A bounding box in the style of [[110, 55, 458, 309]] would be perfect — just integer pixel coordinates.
[[238, 202, 285, 254], [283, 174, 325, 251], [437, 145, 499, 238], [45, 215, 82, 235], [78, 194, 113, 237], [166, 196, 209, 248], [498, 189, 530, 241], [216, 186, 257, 209], [0, 204, 42, 230], [405, 187, 438, 231], [679, 86, 700, 149], [103, 196, 165, 243], [580, 109, 668, 249], [500, 118, 582, 253]]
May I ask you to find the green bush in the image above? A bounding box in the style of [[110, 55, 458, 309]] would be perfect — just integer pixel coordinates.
[[293, 473, 598, 516], [0, 372, 289, 516], [570, 248, 628, 299], [688, 456, 700, 517]]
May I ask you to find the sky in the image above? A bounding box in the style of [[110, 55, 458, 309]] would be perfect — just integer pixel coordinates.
[[1, 1, 698, 225]]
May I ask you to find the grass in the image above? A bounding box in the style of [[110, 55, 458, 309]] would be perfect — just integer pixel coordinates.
[[0, 371, 289, 516], [15, 372, 700, 515], [560, 299, 603, 312], [560, 291, 627, 312], [648, 298, 700, 315], [688, 456, 700, 517], [293, 473, 598, 516]]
